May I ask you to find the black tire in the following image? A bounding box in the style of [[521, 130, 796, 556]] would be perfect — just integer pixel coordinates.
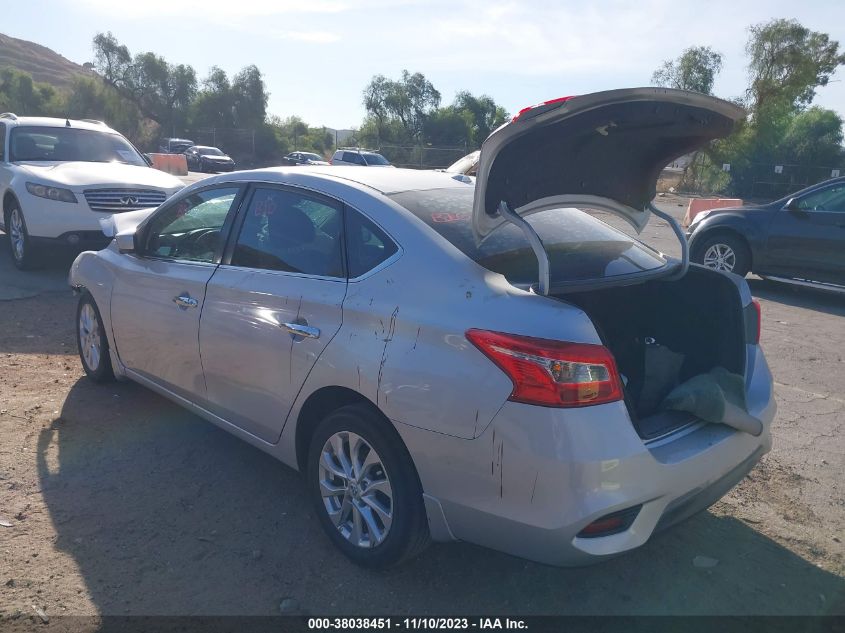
[[76, 292, 115, 383], [307, 403, 430, 568], [5, 203, 41, 270], [692, 232, 751, 277]]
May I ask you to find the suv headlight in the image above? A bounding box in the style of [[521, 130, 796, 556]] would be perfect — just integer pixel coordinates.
[[25, 182, 77, 203], [689, 209, 712, 227]]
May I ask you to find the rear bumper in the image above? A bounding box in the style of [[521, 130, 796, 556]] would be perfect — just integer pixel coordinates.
[[401, 346, 775, 566]]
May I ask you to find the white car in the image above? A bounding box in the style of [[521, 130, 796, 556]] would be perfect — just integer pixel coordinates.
[[0, 114, 185, 269]]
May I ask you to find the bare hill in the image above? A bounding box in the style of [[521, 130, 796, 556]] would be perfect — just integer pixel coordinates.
[[0, 32, 90, 89]]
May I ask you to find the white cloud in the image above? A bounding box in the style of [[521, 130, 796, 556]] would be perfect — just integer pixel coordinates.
[[274, 30, 340, 43], [75, 0, 352, 18]]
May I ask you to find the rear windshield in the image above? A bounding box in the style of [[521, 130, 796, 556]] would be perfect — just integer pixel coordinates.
[[389, 187, 666, 286], [362, 153, 390, 166]]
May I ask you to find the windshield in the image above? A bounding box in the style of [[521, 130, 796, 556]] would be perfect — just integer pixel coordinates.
[[390, 187, 666, 287], [198, 147, 224, 156], [446, 151, 480, 175], [362, 152, 390, 166], [10, 126, 146, 166], [303, 153, 323, 161]]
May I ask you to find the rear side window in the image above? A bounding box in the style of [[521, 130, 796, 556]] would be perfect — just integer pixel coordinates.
[[345, 209, 398, 278], [342, 152, 365, 165], [231, 187, 344, 277], [389, 187, 666, 286]]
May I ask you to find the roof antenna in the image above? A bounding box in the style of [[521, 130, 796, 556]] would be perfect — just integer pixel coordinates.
[[65, 117, 71, 127]]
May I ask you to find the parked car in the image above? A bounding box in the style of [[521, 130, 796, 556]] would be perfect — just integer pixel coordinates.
[[285, 151, 329, 166], [687, 176, 845, 288], [0, 114, 185, 269], [158, 138, 194, 154], [69, 89, 774, 569], [331, 148, 393, 167], [184, 145, 236, 173], [443, 150, 480, 176]]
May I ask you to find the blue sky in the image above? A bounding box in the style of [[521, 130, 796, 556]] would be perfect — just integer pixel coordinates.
[[7, 0, 845, 129]]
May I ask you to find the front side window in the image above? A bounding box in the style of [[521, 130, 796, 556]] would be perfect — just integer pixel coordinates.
[[346, 209, 398, 278], [390, 187, 667, 286], [231, 188, 344, 277], [9, 126, 146, 165], [796, 185, 845, 213], [145, 187, 240, 262]]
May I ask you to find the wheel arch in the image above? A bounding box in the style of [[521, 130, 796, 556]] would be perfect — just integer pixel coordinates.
[[3, 190, 20, 224], [293, 386, 408, 474]]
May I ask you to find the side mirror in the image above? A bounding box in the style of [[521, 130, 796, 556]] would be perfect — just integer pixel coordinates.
[[115, 231, 136, 253], [785, 198, 802, 212]]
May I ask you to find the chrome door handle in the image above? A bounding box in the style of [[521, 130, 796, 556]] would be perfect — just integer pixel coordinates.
[[173, 294, 199, 309], [282, 322, 320, 339]]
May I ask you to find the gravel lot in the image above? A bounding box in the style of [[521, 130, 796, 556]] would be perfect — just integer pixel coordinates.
[[0, 186, 843, 619]]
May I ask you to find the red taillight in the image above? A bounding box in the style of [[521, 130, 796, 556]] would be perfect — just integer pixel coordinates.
[[466, 329, 623, 408], [751, 299, 761, 344], [511, 95, 575, 122]]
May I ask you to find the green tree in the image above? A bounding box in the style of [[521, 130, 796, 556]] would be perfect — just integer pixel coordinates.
[[651, 46, 723, 94], [362, 70, 440, 141], [231, 65, 268, 128], [746, 18, 845, 112], [452, 91, 509, 145], [92, 32, 197, 135], [779, 107, 844, 166]]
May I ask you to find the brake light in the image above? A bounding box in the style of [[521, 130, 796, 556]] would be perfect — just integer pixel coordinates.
[[749, 299, 761, 344], [512, 95, 575, 122], [466, 329, 623, 408]]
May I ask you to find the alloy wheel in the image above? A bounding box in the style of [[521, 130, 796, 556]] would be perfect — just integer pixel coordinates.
[[318, 431, 394, 548], [9, 208, 25, 263], [702, 243, 736, 272], [79, 303, 102, 372]]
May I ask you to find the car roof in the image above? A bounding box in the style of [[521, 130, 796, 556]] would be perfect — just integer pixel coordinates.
[[1, 116, 118, 133], [205, 165, 470, 195]]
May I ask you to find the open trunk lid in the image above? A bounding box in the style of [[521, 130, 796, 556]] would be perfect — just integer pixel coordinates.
[[472, 88, 744, 240]]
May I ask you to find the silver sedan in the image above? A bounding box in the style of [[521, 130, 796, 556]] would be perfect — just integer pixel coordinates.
[[70, 89, 776, 568]]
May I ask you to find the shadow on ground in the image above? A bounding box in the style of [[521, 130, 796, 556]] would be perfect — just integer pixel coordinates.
[[748, 278, 845, 318], [38, 378, 844, 616]]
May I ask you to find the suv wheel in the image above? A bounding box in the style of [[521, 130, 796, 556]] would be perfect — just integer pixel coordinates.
[[6, 204, 40, 270], [307, 404, 430, 568], [693, 234, 750, 277]]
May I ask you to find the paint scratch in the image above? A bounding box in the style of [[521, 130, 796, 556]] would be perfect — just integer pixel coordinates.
[[530, 472, 539, 504], [412, 327, 421, 350], [376, 306, 400, 403]]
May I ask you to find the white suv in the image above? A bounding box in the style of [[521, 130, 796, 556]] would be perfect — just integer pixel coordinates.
[[330, 148, 393, 167], [0, 114, 185, 269]]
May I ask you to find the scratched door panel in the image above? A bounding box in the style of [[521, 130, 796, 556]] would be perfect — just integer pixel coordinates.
[[199, 266, 346, 443]]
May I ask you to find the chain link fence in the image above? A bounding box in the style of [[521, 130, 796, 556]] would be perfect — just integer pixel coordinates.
[[377, 143, 469, 169], [744, 163, 844, 199]]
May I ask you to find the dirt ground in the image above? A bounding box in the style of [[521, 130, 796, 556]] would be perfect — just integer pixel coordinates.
[[0, 196, 843, 621]]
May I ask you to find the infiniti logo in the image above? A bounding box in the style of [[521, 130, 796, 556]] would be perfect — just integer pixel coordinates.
[[119, 195, 140, 206]]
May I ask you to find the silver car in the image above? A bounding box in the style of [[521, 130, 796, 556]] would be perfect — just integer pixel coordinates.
[[70, 89, 776, 568]]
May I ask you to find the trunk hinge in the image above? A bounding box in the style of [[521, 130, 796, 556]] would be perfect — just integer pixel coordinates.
[[499, 200, 550, 295], [648, 202, 689, 281]]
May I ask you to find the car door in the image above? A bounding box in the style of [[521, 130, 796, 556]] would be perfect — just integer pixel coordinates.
[[765, 183, 845, 283], [198, 185, 347, 443], [109, 185, 244, 401]]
